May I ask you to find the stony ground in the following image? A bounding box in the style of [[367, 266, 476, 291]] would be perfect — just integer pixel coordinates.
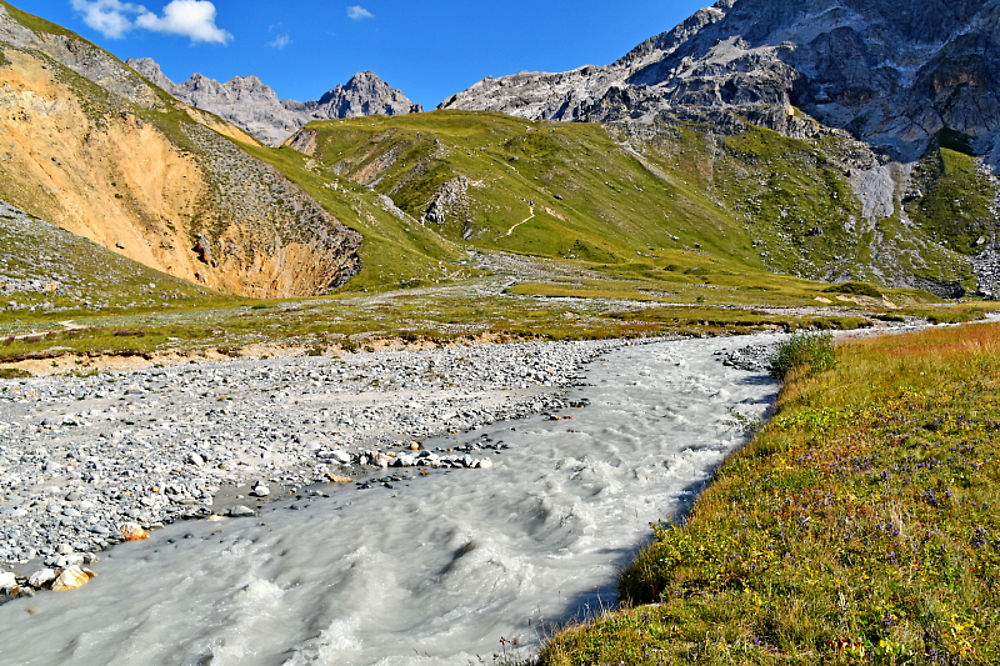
[[0, 339, 632, 576]]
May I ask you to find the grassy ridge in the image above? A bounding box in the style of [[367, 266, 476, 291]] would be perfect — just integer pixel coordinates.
[[296, 112, 990, 300], [907, 148, 996, 256], [543, 323, 1000, 664], [303, 111, 753, 268]]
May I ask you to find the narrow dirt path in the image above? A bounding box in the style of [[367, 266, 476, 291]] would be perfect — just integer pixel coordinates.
[[504, 206, 535, 237]]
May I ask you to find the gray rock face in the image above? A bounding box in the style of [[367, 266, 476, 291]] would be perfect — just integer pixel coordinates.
[[0, 6, 159, 109], [440, 0, 1000, 164], [128, 58, 422, 146]]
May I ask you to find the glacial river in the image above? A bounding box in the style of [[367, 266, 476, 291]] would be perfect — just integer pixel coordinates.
[[0, 335, 780, 665]]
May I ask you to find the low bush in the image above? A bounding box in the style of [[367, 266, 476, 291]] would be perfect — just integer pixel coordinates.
[[769, 330, 837, 379]]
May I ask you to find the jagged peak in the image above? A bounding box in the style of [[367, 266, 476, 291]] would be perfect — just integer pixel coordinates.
[[123, 57, 421, 144], [126, 56, 162, 72], [347, 70, 381, 84]]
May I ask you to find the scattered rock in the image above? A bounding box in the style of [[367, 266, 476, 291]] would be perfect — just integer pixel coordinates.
[[120, 523, 149, 542], [721, 344, 776, 373], [0, 339, 622, 570], [50, 566, 91, 592], [28, 569, 56, 589]]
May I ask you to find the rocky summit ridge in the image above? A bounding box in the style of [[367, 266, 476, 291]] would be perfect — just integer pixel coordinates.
[[440, 0, 1000, 165], [128, 57, 422, 146]]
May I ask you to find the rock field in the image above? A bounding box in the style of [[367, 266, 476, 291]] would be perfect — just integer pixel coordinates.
[[0, 339, 630, 596]]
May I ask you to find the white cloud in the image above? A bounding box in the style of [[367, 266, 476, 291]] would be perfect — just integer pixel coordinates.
[[136, 0, 232, 44], [70, 0, 144, 39], [346, 5, 374, 20], [70, 0, 232, 44], [268, 33, 291, 49]]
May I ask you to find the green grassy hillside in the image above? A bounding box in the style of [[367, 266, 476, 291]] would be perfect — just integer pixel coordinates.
[[906, 147, 996, 255], [297, 111, 755, 269], [286, 111, 990, 300]]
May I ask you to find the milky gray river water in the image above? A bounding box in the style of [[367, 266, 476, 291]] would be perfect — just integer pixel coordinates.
[[0, 336, 780, 665]]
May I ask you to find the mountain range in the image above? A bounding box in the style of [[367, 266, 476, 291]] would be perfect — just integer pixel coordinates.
[[128, 58, 422, 146], [441, 0, 1000, 166], [0, 0, 999, 308]]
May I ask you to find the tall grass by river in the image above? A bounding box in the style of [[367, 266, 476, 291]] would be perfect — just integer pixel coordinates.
[[544, 323, 1000, 664]]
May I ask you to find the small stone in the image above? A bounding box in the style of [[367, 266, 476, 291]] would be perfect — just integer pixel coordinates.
[[28, 568, 57, 589], [51, 566, 90, 592], [227, 505, 256, 518], [120, 522, 149, 541], [0, 571, 16, 593], [50, 553, 85, 568], [250, 482, 270, 498]]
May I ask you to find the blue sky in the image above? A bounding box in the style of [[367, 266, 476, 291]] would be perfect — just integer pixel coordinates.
[[12, 0, 711, 107]]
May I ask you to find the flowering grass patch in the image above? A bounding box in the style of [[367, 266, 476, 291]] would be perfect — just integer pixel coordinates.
[[542, 322, 1000, 665]]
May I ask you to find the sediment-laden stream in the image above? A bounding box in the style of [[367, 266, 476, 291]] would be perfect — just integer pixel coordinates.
[[0, 335, 780, 665]]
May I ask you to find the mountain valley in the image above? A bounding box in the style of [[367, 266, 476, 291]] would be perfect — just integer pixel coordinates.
[[1, 2, 1000, 663]]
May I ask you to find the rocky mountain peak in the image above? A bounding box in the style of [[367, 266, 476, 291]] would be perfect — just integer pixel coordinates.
[[127, 57, 422, 146], [348, 70, 380, 85], [439, 0, 1000, 164], [313, 70, 423, 117]]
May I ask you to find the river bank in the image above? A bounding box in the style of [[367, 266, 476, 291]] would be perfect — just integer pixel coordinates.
[[0, 334, 781, 665], [542, 321, 1000, 664], [0, 339, 632, 575]]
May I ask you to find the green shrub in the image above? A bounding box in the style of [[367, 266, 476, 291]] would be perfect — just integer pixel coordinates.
[[822, 281, 883, 299], [769, 331, 837, 379], [0, 367, 31, 379]]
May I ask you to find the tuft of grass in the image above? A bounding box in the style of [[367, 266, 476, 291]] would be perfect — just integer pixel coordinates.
[[0, 367, 30, 379], [542, 322, 1000, 665], [769, 330, 837, 379]]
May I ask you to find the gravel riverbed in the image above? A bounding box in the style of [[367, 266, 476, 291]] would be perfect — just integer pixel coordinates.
[[0, 340, 637, 576]]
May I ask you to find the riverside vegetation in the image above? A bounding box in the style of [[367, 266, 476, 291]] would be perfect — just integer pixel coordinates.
[[541, 322, 1000, 664]]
